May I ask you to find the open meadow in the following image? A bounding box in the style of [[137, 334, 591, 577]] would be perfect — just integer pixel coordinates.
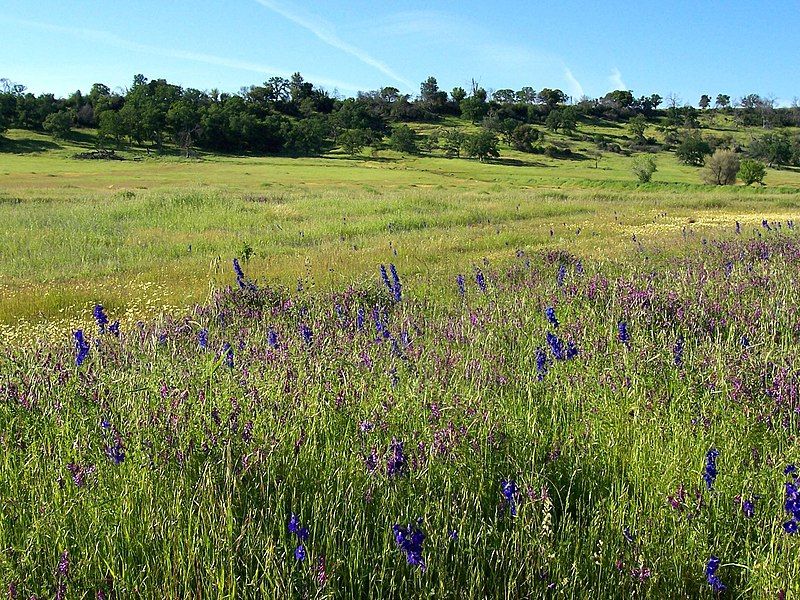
[[1, 127, 800, 598]]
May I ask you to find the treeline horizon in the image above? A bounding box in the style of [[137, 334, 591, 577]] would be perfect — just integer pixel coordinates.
[[2, 73, 800, 163]]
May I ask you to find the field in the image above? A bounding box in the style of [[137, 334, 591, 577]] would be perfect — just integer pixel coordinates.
[[1, 126, 800, 597]]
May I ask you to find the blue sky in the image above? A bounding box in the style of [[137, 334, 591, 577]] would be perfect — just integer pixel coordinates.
[[1, 0, 799, 105]]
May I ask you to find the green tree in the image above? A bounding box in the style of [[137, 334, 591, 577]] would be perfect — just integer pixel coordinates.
[[537, 88, 567, 107], [738, 159, 766, 185], [439, 128, 465, 157], [285, 115, 328, 155], [631, 155, 657, 183], [699, 94, 711, 109], [451, 87, 467, 104], [97, 110, 125, 147], [675, 135, 712, 166], [460, 94, 489, 124], [749, 132, 792, 167], [628, 114, 648, 143], [715, 94, 731, 109], [510, 124, 542, 152], [42, 110, 72, 139], [339, 129, 368, 156], [389, 124, 418, 154], [545, 110, 562, 132], [463, 130, 499, 162], [702, 149, 739, 185]]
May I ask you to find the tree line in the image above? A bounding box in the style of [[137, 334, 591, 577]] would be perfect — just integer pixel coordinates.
[[1, 74, 800, 166]]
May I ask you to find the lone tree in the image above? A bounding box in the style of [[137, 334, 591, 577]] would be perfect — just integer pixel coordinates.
[[699, 94, 711, 109], [439, 129, 465, 157], [628, 114, 648, 143], [631, 155, 657, 183], [389, 124, 418, 154], [463, 130, 499, 162], [702, 149, 740, 185], [339, 129, 368, 157], [676, 135, 712, 166], [715, 94, 731, 109], [738, 159, 766, 185]]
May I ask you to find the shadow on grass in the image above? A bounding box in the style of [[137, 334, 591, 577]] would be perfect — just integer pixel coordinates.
[[0, 137, 61, 154]]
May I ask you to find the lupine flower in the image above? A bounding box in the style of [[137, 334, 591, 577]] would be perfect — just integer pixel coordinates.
[[703, 448, 720, 490], [267, 328, 279, 348], [380, 264, 392, 292], [449, 530, 458, 541], [233, 258, 246, 288], [93, 304, 109, 333], [288, 513, 310, 541], [705, 556, 725, 593], [300, 323, 313, 345], [546, 332, 564, 361], [456, 274, 466, 296], [475, 268, 487, 292], [500, 479, 519, 516], [565, 341, 579, 359], [108, 320, 120, 337], [356, 308, 365, 329], [294, 545, 307, 561], [197, 328, 208, 350], [618, 321, 631, 348], [389, 264, 402, 302], [387, 439, 407, 477], [673, 335, 684, 367], [557, 264, 566, 287], [222, 342, 234, 368], [545, 306, 559, 328], [57, 550, 69, 578], [74, 330, 90, 366], [106, 440, 125, 465], [783, 469, 800, 533], [535, 347, 548, 381], [741, 497, 755, 518], [392, 522, 426, 570]]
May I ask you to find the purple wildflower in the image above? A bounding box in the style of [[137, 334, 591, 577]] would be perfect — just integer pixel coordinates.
[[233, 258, 246, 288], [197, 328, 208, 350], [535, 347, 548, 381], [387, 439, 407, 477], [106, 440, 125, 465], [288, 513, 310, 541], [93, 304, 109, 334], [475, 268, 487, 292], [300, 323, 313, 345], [741, 497, 755, 518], [546, 332, 565, 361], [267, 328, 279, 348], [294, 545, 307, 561], [545, 306, 559, 328], [703, 448, 720, 490], [74, 330, 90, 366], [57, 550, 69, 578], [618, 321, 630, 348], [392, 522, 426, 570], [673, 335, 684, 367], [557, 264, 566, 287], [222, 342, 234, 368], [456, 274, 466, 296], [500, 479, 519, 516], [389, 264, 402, 302], [705, 556, 725, 593]]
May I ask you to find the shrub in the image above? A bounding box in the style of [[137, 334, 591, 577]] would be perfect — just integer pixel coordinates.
[[702, 149, 740, 185], [738, 159, 767, 186], [463, 130, 499, 162], [631, 155, 657, 183]]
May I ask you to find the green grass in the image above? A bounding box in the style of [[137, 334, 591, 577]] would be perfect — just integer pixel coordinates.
[[0, 124, 799, 339]]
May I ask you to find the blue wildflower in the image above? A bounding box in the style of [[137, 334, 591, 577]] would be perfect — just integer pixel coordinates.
[[222, 342, 234, 368], [618, 321, 630, 348], [784, 465, 797, 476], [288, 513, 310, 541], [233, 258, 246, 288], [387, 439, 407, 477], [93, 304, 109, 334], [705, 556, 725, 593], [267, 328, 279, 348], [106, 440, 125, 465], [673, 335, 684, 367], [783, 474, 800, 533], [456, 274, 466, 296], [475, 268, 487, 292], [545, 306, 559, 328], [294, 545, 307, 561], [535, 347, 548, 381], [356, 308, 365, 330], [546, 332, 565, 361], [74, 330, 90, 366], [500, 479, 519, 516], [389, 264, 402, 302], [392, 522, 426, 570], [108, 320, 120, 337], [741, 497, 755, 518], [703, 448, 720, 490], [197, 328, 208, 350], [623, 527, 635, 543], [557, 264, 566, 287], [565, 341, 579, 360], [380, 264, 392, 292], [300, 323, 313, 345]]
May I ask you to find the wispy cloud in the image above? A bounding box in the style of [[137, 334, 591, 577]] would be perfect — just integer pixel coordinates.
[[608, 67, 627, 90], [563, 68, 584, 99], [254, 0, 414, 90], [0, 16, 365, 92]]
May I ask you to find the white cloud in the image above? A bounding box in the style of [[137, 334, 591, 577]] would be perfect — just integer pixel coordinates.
[[563, 68, 584, 99], [609, 67, 627, 90], [0, 16, 365, 92], [254, 0, 414, 90]]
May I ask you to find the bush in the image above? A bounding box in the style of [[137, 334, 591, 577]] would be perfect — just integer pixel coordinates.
[[42, 110, 72, 139], [738, 159, 767, 186], [702, 149, 740, 185], [339, 129, 368, 156], [463, 130, 499, 162], [631, 155, 657, 183]]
